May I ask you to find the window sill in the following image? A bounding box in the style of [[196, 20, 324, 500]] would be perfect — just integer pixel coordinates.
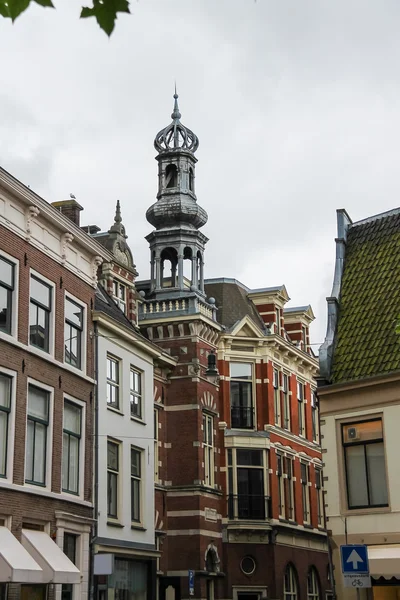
[[107, 406, 124, 416], [130, 416, 146, 425], [303, 523, 314, 530], [107, 520, 124, 528], [131, 524, 146, 531], [341, 505, 390, 516]]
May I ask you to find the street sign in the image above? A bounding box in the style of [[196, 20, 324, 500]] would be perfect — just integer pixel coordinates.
[[341, 545, 369, 574], [343, 574, 371, 588], [188, 570, 194, 596]]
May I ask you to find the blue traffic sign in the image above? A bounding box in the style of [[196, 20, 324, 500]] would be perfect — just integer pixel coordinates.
[[188, 570, 194, 596], [341, 545, 369, 574]]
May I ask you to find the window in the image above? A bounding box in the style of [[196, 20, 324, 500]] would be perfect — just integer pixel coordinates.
[[275, 307, 281, 335], [107, 356, 120, 410], [307, 568, 320, 600], [113, 281, 127, 314], [62, 401, 82, 495], [283, 374, 290, 430], [165, 164, 178, 188], [342, 419, 388, 509], [130, 368, 142, 419], [0, 256, 15, 334], [301, 462, 310, 523], [154, 409, 159, 483], [284, 564, 298, 600], [311, 391, 319, 443], [230, 363, 253, 429], [297, 382, 305, 437], [316, 469, 324, 527], [62, 533, 78, 600], [228, 449, 267, 520], [284, 456, 294, 520], [131, 447, 142, 523], [25, 385, 50, 486], [203, 413, 214, 487], [277, 454, 284, 517], [0, 374, 11, 477], [29, 275, 52, 352], [189, 167, 194, 191], [273, 369, 281, 426], [64, 297, 83, 369], [107, 440, 119, 519], [302, 325, 308, 351]]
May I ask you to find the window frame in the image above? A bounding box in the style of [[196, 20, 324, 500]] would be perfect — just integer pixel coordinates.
[[307, 568, 320, 600], [284, 456, 295, 521], [316, 468, 324, 527], [277, 453, 285, 517], [112, 280, 127, 314], [0, 373, 12, 478], [64, 294, 85, 371], [273, 369, 281, 427], [300, 462, 311, 524], [342, 418, 389, 510], [297, 381, 305, 437], [284, 564, 298, 600], [154, 408, 160, 483], [131, 446, 142, 524], [0, 254, 16, 336], [311, 391, 319, 443], [229, 362, 254, 430], [29, 272, 54, 354], [203, 412, 214, 488], [107, 439, 120, 520], [130, 367, 142, 420], [282, 373, 290, 430], [106, 355, 120, 411], [62, 400, 82, 496], [227, 448, 269, 521], [25, 383, 51, 487]]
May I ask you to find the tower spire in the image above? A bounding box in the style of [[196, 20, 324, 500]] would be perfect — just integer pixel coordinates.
[[114, 199, 122, 223]]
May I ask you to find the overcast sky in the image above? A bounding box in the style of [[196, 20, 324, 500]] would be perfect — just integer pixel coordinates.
[[1, 0, 399, 347]]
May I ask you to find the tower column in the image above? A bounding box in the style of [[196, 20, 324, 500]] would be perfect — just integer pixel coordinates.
[[177, 247, 184, 290], [200, 257, 205, 293], [155, 255, 161, 290], [191, 254, 198, 288]]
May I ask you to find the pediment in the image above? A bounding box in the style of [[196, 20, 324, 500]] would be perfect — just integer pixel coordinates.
[[230, 316, 264, 338]]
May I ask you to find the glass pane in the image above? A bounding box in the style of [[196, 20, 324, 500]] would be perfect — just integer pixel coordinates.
[[68, 436, 79, 493], [29, 305, 49, 351], [25, 420, 34, 481], [237, 449, 262, 466], [108, 442, 118, 470], [230, 363, 252, 380], [108, 472, 118, 517], [65, 298, 83, 327], [33, 423, 46, 484], [131, 449, 141, 477], [64, 403, 81, 435], [62, 432, 69, 490], [131, 478, 140, 521], [30, 277, 51, 308], [28, 387, 49, 420], [343, 420, 383, 444], [207, 417, 213, 444], [367, 443, 388, 505], [0, 375, 11, 409], [63, 533, 77, 563], [131, 370, 140, 393], [0, 258, 13, 287], [0, 411, 8, 475], [346, 445, 369, 507], [0, 287, 10, 332]]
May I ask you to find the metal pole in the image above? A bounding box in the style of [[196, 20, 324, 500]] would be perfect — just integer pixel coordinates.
[[356, 586, 361, 600]]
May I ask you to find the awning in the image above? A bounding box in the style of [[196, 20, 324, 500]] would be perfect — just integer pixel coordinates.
[[0, 526, 43, 583], [368, 545, 400, 578], [22, 529, 81, 584]]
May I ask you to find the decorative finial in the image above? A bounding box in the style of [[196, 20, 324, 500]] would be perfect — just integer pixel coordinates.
[[115, 199, 122, 223], [171, 85, 181, 121]]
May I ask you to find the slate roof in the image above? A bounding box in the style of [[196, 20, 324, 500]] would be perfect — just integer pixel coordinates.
[[204, 278, 266, 331], [95, 285, 139, 332], [331, 210, 400, 383]]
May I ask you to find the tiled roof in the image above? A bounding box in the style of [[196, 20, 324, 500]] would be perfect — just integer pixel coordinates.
[[331, 211, 400, 383], [95, 285, 139, 332], [204, 279, 265, 331]]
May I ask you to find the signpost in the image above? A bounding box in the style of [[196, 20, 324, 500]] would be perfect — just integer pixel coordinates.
[[188, 570, 194, 596], [340, 545, 371, 590]]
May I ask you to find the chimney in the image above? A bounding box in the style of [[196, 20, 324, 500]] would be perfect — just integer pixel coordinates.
[[51, 199, 83, 227]]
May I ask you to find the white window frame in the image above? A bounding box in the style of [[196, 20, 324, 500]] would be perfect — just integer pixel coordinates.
[[107, 438, 121, 520], [0, 250, 19, 339], [28, 269, 55, 357], [277, 453, 285, 517], [282, 373, 290, 430], [130, 367, 142, 420], [285, 456, 295, 521], [25, 378, 54, 491], [0, 367, 17, 483], [297, 381, 305, 437], [273, 369, 281, 426], [112, 279, 127, 314], [307, 568, 320, 600], [229, 362, 255, 430], [284, 564, 298, 600], [106, 355, 120, 411], [62, 395, 86, 499], [64, 291, 87, 374], [301, 462, 311, 524], [203, 412, 214, 488], [131, 446, 143, 525]]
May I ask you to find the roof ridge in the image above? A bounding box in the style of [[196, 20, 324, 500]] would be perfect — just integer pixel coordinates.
[[351, 206, 400, 227]]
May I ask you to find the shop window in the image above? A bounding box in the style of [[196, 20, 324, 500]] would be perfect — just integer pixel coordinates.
[[342, 419, 388, 509]]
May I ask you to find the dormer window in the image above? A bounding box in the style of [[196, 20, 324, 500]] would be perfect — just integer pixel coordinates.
[[165, 164, 178, 189], [113, 281, 126, 314]]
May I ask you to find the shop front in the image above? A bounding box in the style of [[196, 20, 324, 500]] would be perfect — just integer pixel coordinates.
[[95, 554, 156, 600], [368, 546, 400, 600]]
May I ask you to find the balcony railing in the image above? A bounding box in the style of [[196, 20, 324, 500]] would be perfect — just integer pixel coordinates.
[[230, 406, 254, 429], [228, 494, 271, 521]]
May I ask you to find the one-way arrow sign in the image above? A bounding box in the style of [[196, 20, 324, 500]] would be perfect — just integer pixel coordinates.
[[341, 545, 369, 575]]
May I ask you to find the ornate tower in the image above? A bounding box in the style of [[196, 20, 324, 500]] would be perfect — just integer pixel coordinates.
[[146, 91, 208, 297]]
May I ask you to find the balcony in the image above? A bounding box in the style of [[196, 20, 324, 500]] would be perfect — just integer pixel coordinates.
[[230, 406, 254, 429], [228, 494, 271, 521]]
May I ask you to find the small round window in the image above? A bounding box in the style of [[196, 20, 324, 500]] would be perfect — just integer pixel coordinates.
[[241, 556, 256, 575]]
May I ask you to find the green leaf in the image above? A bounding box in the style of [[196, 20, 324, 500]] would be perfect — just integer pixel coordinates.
[[7, 0, 31, 21], [33, 0, 54, 6], [80, 0, 130, 36], [0, 1, 10, 18]]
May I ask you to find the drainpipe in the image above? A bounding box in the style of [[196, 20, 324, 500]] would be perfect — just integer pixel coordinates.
[[89, 321, 99, 600]]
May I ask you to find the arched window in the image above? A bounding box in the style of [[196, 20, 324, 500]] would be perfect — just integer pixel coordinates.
[[160, 247, 178, 288], [165, 164, 178, 189], [189, 167, 194, 191], [307, 568, 320, 600], [284, 564, 298, 600]]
